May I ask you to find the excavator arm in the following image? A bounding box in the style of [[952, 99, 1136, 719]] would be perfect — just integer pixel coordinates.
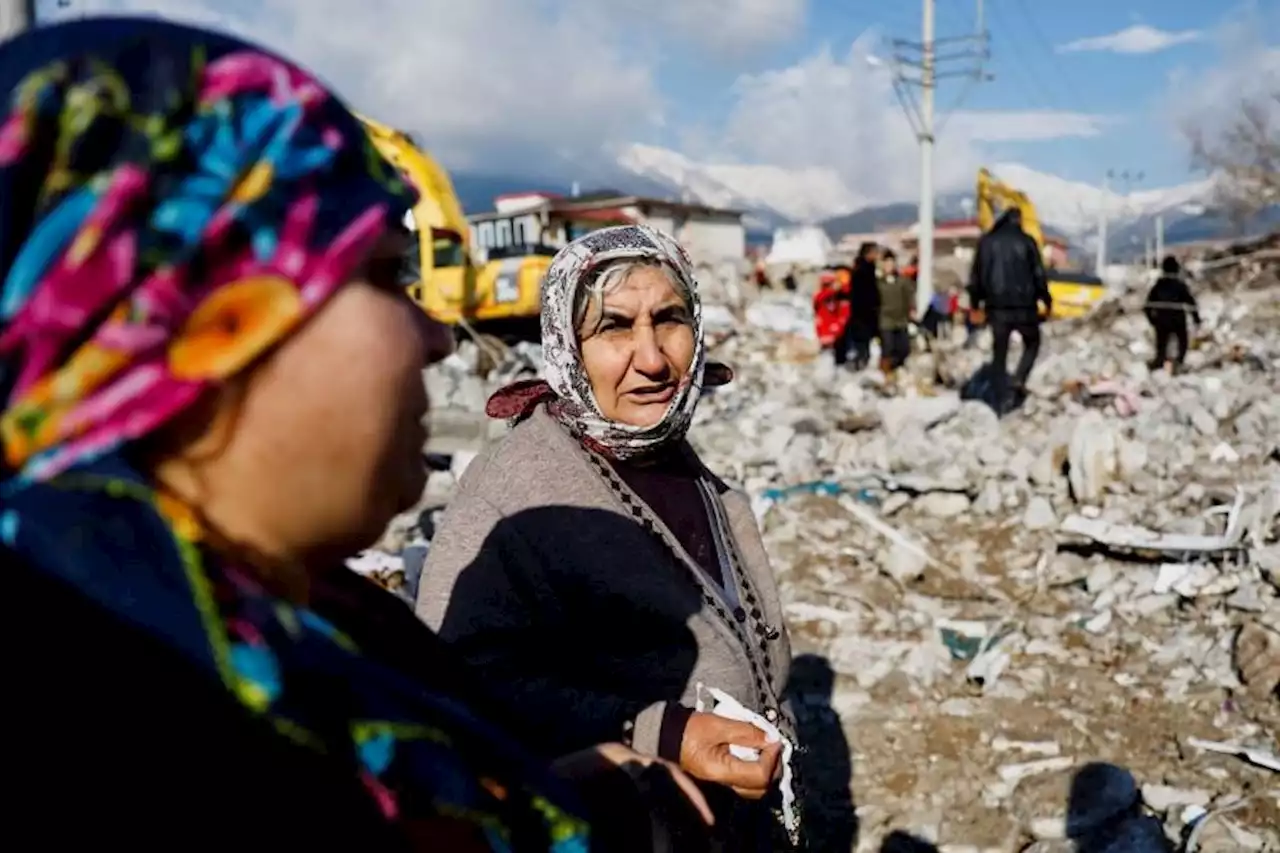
[[358, 113, 473, 323], [976, 168, 1044, 247]]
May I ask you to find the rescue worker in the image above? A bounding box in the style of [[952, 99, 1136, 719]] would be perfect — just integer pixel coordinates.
[[1144, 255, 1200, 372], [967, 207, 1051, 414], [835, 242, 880, 369], [876, 249, 914, 373]]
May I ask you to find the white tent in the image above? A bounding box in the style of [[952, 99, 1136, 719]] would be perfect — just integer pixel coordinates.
[[765, 226, 832, 267]]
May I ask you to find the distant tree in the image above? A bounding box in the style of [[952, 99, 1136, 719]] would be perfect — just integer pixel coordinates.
[[1188, 88, 1280, 230]]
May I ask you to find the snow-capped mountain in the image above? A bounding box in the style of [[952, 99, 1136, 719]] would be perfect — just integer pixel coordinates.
[[976, 163, 1213, 241], [617, 144, 869, 226], [616, 143, 1216, 244]]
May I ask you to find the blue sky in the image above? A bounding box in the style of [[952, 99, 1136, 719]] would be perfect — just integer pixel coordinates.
[[651, 0, 1279, 189], [41, 0, 1280, 209]]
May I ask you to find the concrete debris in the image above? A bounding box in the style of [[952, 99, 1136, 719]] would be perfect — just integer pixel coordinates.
[[363, 252, 1280, 851], [1185, 737, 1280, 773], [1057, 491, 1248, 556], [1233, 622, 1280, 699]]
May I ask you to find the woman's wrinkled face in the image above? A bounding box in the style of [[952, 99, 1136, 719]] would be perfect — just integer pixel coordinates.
[[166, 228, 453, 565], [578, 264, 695, 429]]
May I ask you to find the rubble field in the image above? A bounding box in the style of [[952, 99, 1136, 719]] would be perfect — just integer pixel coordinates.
[[357, 252, 1280, 852]]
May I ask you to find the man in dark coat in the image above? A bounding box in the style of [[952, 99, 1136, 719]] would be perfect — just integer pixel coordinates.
[[1144, 255, 1200, 372], [835, 242, 880, 369], [967, 208, 1051, 413]]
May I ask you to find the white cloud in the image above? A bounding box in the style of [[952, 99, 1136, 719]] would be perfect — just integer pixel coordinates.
[[48, 0, 1105, 217], [61, 0, 806, 180], [709, 38, 1109, 206], [945, 111, 1109, 143], [1057, 24, 1202, 55], [646, 0, 806, 56]]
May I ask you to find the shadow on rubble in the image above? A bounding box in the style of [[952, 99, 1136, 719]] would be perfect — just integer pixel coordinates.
[[959, 362, 1026, 416], [871, 763, 1171, 853], [1064, 763, 1171, 852], [879, 831, 938, 852], [786, 654, 858, 852]]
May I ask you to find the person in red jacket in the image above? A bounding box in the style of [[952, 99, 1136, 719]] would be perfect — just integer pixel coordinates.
[[813, 270, 851, 348], [902, 254, 919, 281]]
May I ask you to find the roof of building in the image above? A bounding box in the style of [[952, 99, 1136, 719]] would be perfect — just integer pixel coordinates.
[[467, 192, 743, 222], [563, 206, 635, 223], [494, 190, 563, 202]]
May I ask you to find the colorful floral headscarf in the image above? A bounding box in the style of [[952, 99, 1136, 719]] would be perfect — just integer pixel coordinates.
[[487, 224, 731, 460], [0, 18, 588, 851], [0, 20, 413, 484]]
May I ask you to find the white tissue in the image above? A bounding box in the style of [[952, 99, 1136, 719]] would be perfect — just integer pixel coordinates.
[[695, 683, 799, 835]]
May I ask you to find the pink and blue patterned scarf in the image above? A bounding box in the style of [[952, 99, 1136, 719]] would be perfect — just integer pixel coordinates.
[[0, 17, 587, 851]]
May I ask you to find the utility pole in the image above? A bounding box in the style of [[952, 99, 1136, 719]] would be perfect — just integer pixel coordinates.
[[916, 0, 935, 319], [0, 0, 35, 40], [1154, 213, 1164, 262], [1096, 169, 1145, 275], [889, 0, 989, 317]]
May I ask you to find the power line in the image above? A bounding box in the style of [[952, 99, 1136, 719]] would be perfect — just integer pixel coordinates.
[[1007, 0, 1089, 112], [888, 0, 990, 316], [981, 0, 1070, 114]]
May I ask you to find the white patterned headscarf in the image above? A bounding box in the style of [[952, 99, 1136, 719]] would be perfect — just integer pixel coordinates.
[[486, 224, 730, 460]]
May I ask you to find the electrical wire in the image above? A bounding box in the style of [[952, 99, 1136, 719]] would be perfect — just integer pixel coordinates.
[[1008, 0, 1091, 113]]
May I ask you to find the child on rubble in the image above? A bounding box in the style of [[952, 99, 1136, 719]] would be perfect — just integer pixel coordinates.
[[1144, 256, 1200, 373]]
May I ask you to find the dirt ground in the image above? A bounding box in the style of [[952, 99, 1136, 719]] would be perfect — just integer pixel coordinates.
[[774, 494, 1278, 852]]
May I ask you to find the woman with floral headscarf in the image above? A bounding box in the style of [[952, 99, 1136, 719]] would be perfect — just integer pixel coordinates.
[[419, 225, 801, 850], [0, 17, 713, 851]]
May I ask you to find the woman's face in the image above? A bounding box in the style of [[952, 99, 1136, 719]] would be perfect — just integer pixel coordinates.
[[167, 229, 453, 564], [578, 264, 695, 429]]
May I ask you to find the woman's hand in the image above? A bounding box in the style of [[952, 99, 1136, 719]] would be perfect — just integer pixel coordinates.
[[552, 743, 714, 826], [678, 712, 782, 800]]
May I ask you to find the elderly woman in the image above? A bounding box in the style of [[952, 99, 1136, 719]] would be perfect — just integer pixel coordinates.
[[1, 17, 711, 851], [418, 225, 800, 849]]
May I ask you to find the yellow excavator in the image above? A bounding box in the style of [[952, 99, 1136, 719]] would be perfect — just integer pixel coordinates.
[[358, 115, 551, 339], [975, 168, 1105, 319]]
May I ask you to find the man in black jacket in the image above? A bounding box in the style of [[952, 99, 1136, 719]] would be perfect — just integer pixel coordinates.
[[967, 208, 1051, 413], [835, 242, 880, 370], [1144, 255, 1200, 372]]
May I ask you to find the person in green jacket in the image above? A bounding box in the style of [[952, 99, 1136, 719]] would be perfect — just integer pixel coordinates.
[[877, 250, 915, 372]]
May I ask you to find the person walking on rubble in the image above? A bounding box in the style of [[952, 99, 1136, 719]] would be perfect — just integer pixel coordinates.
[[1144, 255, 1200, 373], [876, 249, 914, 375], [967, 207, 1051, 413], [835, 242, 880, 370]]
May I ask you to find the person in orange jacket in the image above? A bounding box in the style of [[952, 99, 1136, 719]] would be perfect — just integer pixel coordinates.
[[813, 270, 851, 348], [902, 254, 919, 281]]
